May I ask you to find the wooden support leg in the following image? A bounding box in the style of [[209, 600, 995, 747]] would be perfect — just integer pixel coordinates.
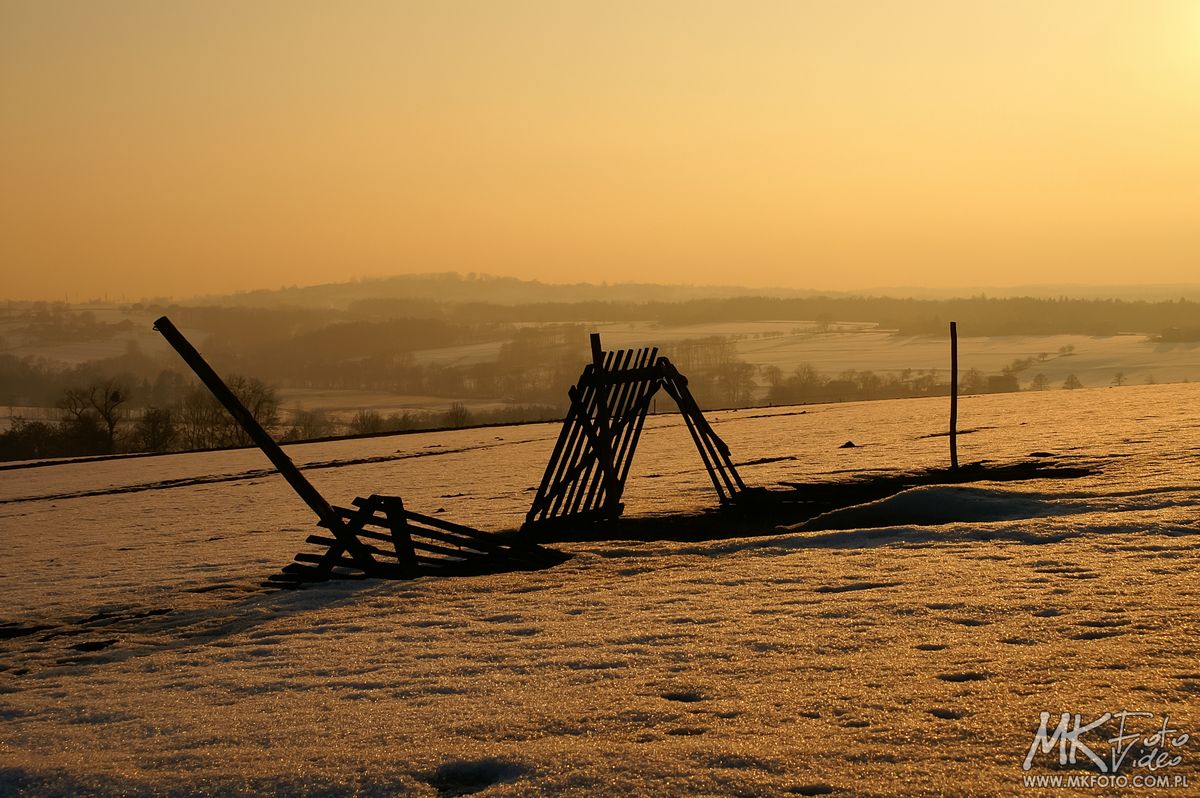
[[378, 495, 420, 578]]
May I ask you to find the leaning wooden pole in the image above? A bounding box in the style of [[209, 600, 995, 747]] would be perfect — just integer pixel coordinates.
[[153, 315, 342, 529], [949, 320, 959, 470]]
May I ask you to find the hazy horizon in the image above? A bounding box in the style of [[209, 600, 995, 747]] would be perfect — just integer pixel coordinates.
[[12, 269, 1200, 307], [3, 1, 1198, 301]]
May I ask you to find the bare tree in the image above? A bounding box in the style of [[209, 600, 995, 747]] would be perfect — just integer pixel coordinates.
[[58, 378, 128, 453], [349, 409, 385, 435], [134, 407, 178, 452], [177, 376, 280, 449], [443, 402, 472, 428], [284, 407, 335, 441]]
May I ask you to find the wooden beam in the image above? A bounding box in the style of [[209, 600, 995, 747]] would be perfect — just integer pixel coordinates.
[[154, 315, 377, 568], [950, 320, 959, 470]]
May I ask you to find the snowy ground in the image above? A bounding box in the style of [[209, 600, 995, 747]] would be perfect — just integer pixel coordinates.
[[2, 384, 1199, 796]]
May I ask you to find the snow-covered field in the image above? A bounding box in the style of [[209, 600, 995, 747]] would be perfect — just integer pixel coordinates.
[[2, 384, 1198, 796]]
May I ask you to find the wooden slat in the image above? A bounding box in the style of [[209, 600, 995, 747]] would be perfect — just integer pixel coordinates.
[[530, 358, 607, 521], [335, 505, 498, 551], [614, 371, 660, 488], [334, 510, 503, 558], [398, 509, 506, 545], [587, 365, 662, 385], [602, 347, 656, 514], [556, 349, 616, 517], [585, 347, 640, 515], [305, 534, 399, 560], [661, 377, 728, 502]]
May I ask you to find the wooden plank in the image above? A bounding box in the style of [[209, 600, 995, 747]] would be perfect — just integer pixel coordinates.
[[155, 316, 377, 568], [552, 349, 614, 518], [583, 347, 643, 516], [378, 495, 420, 577], [700, 424, 745, 491], [604, 348, 657, 512], [660, 377, 728, 502], [523, 390, 583, 519], [547, 359, 610, 514], [527, 360, 606, 521], [335, 504, 497, 550], [397, 509, 504, 544], [569, 348, 629, 515], [588, 365, 662, 385], [613, 364, 660, 489], [305, 534, 400, 561], [598, 347, 645, 511], [661, 363, 746, 498], [558, 350, 613, 515]]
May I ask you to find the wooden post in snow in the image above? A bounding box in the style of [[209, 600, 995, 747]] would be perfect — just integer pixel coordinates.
[[949, 320, 959, 470], [590, 332, 603, 367]]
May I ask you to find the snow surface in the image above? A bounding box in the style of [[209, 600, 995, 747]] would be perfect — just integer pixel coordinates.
[[2, 384, 1199, 795]]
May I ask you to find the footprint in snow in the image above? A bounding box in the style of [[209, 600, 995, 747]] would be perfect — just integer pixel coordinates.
[[661, 690, 707, 703], [930, 708, 965, 720], [422, 758, 529, 797], [1070, 629, 1126, 640], [937, 672, 989, 683]]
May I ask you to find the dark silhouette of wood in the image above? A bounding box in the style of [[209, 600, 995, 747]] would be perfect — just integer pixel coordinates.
[[950, 321, 959, 470], [154, 315, 565, 586], [590, 332, 603, 366], [524, 334, 749, 531], [154, 315, 378, 570]]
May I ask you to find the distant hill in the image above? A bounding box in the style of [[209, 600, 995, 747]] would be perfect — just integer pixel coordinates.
[[190, 272, 1200, 309], [192, 273, 827, 309]]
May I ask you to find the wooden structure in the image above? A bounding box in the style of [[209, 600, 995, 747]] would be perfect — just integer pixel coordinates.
[[154, 316, 563, 587], [949, 320, 959, 470], [523, 334, 747, 530], [277, 493, 557, 587]]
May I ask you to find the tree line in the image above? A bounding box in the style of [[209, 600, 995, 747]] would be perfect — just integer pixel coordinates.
[[3, 341, 1111, 462], [0, 370, 563, 461]]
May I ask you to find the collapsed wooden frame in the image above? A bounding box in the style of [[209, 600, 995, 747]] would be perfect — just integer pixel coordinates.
[[523, 334, 747, 530], [273, 493, 557, 587], [154, 315, 563, 586]]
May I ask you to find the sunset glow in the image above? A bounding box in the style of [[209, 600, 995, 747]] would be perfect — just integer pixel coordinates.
[[2, 1, 1198, 299]]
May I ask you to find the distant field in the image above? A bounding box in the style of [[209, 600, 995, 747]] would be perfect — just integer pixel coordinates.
[[587, 321, 1200, 388], [272, 389, 515, 420], [7, 311, 1200, 432], [0, 307, 182, 365], [277, 326, 1200, 419]]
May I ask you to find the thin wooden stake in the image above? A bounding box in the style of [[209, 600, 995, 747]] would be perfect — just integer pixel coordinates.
[[950, 320, 959, 470], [590, 332, 603, 367]]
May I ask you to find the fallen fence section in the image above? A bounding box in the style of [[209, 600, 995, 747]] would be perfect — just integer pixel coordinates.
[[523, 336, 749, 532], [153, 315, 566, 587], [272, 493, 566, 588]]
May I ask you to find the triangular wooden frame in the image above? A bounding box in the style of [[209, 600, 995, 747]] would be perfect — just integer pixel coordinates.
[[523, 335, 747, 530]]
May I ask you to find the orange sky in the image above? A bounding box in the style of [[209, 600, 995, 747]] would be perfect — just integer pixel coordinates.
[[2, 1, 1198, 301]]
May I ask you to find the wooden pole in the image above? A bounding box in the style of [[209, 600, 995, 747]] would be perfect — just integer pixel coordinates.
[[949, 320, 959, 470], [153, 315, 341, 528], [590, 332, 603, 367]]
